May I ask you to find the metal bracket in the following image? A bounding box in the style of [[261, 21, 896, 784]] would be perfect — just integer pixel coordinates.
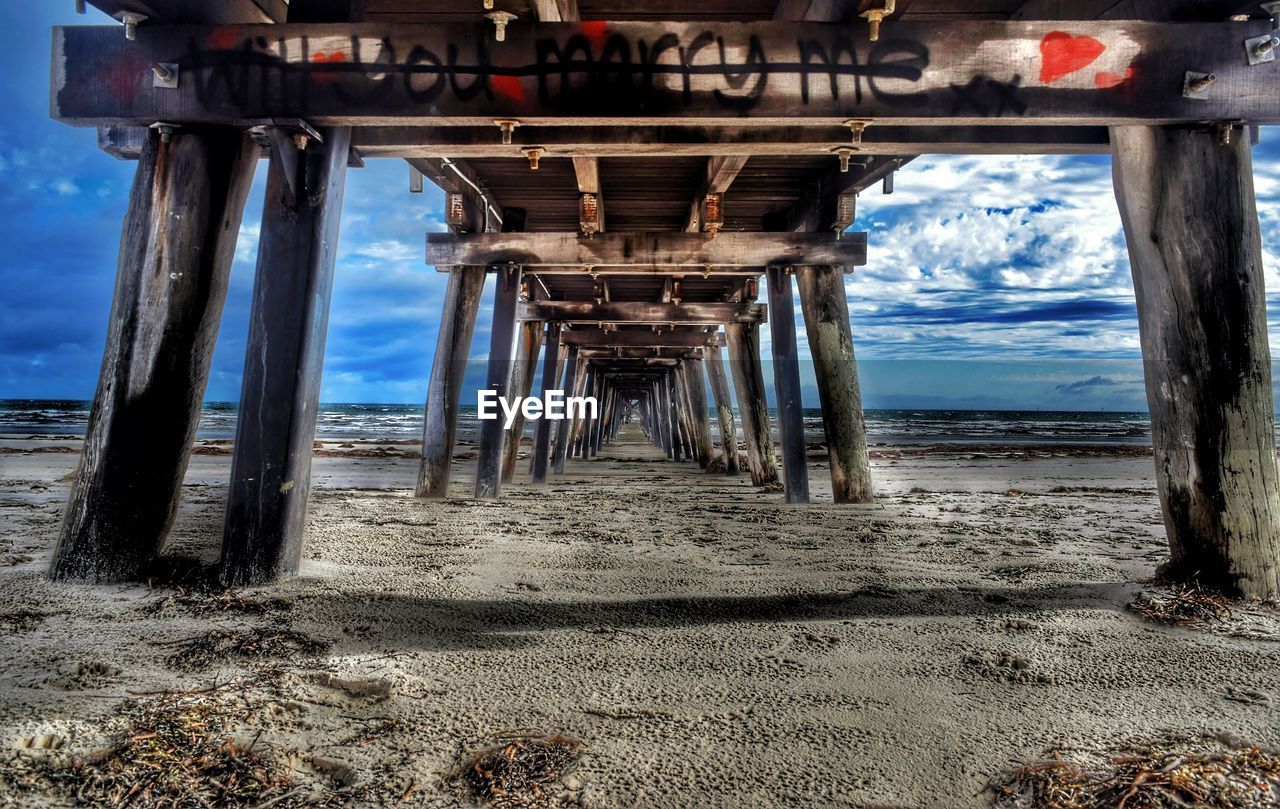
[[1182, 71, 1216, 100], [1246, 33, 1278, 66]]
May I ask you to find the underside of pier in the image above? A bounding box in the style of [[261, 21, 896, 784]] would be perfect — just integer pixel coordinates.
[[48, 0, 1280, 598]]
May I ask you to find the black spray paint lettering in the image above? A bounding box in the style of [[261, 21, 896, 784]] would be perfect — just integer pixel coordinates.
[[185, 30, 942, 114]]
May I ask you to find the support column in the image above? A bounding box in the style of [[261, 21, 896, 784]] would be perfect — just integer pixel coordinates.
[[220, 127, 352, 586], [416, 267, 485, 498], [688, 358, 715, 469], [725, 322, 779, 486], [796, 265, 873, 504], [51, 128, 257, 583], [531, 322, 561, 484], [551, 345, 580, 474], [475, 265, 522, 499], [1111, 124, 1280, 598], [768, 267, 810, 503], [706, 344, 740, 476], [667, 372, 683, 463], [501, 318, 544, 483]]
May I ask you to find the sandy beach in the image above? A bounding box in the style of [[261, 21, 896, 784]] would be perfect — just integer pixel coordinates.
[[2, 427, 1279, 807]]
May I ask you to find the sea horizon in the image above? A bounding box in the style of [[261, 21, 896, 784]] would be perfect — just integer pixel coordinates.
[[0, 398, 1157, 446]]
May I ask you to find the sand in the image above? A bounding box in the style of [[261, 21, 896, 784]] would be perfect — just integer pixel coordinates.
[[2, 426, 1279, 807]]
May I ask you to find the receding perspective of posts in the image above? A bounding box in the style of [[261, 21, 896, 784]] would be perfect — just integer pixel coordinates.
[[47, 0, 1280, 602]]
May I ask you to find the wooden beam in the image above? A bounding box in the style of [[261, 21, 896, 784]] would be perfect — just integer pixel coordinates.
[[531, 0, 580, 22], [52, 21, 1280, 127], [580, 347, 706, 359], [725, 322, 779, 486], [1013, 0, 1262, 21], [560, 328, 723, 348], [770, 156, 908, 233], [1112, 123, 1280, 599], [416, 267, 485, 498], [551, 344, 581, 473], [86, 0, 281, 23], [686, 156, 749, 233], [775, 0, 845, 21], [407, 157, 499, 234], [427, 231, 868, 270], [49, 127, 257, 583], [501, 318, 544, 484], [519, 301, 766, 325], [706, 343, 740, 475], [572, 156, 604, 233], [219, 126, 350, 586], [353, 125, 1112, 158]]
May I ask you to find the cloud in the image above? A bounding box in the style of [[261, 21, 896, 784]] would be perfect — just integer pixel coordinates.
[[1055, 375, 1125, 394]]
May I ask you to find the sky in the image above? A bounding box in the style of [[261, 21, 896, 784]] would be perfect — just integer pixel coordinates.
[[1, 6, 1278, 412]]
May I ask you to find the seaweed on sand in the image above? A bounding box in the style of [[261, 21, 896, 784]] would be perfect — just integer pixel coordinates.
[[448, 734, 585, 808]]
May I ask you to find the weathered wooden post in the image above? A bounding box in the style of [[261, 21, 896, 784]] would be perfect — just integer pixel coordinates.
[[687, 358, 715, 469], [575, 366, 595, 458], [666, 372, 683, 463], [475, 265, 522, 498], [531, 321, 562, 484], [416, 267, 485, 498], [219, 126, 352, 586], [1111, 124, 1280, 598], [767, 266, 810, 502], [501, 317, 544, 483], [706, 344, 740, 475], [725, 322, 779, 486], [551, 345, 580, 473], [50, 128, 257, 583], [796, 265, 873, 504], [675, 363, 696, 461]]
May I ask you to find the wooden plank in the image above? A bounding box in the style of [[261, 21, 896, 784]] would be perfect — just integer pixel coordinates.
[[1112, 124, 1280, 599], [427, 231, 868, 269], [560, 327, 723, 347], [49, 127, 257, 583], [519, 300, 767, 324], [415, 267, 485, 498], [219, 126, 351, 586], [1013, 0, 1262, 21], [580, 347, 706, 358], [796, 264, 873, 503], [353, 124, 1112, 158], [51, 21, 1280, 126]]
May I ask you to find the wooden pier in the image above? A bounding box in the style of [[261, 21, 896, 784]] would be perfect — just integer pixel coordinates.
[[47, 0, 1280, 599]]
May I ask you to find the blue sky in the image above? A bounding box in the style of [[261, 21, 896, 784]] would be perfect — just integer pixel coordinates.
[[1, 6, 1277, 411]]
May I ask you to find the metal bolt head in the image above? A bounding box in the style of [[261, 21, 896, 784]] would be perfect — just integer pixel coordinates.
[[116, 11, 146, 40], [486, 11, 517, 42], [494, 119, 520, 145], [523, 147, 545, 170], [831, 147, 855, 173]]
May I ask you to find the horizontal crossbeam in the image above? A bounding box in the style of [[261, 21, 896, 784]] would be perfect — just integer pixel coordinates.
[[518, 301, 767, 325], [353, 125, 1112, 157], [51, 21, 1280, 127], [561, 327, 724, 347], [428, 232, 867, 269], [580, 347, 705, 359]]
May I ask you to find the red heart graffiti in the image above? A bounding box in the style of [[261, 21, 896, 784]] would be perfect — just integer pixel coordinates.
[[1039, 32, 1105, 84], [311, 51, 347, 84]]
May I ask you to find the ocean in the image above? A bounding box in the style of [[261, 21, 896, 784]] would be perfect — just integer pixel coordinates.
[[0, 400, 1153, 447]]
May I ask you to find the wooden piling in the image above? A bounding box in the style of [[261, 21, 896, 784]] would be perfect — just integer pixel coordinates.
[[501, 318, 544, 483], [1111, 124, 1280, 598], [530, 321, 561, 484], [687, 358, 715, 469], [476, 266, 523, 498], [706, 344, 740, 475], [796, 264, 873, 504], [50, 127, 257, 583], [551, 345, 580, 473], [666, 372, 683, 463], [725, 322, 779, 486], [766, 267, 810, 503], [416, 267, 485, 498], [219, 126, 352, 586]]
